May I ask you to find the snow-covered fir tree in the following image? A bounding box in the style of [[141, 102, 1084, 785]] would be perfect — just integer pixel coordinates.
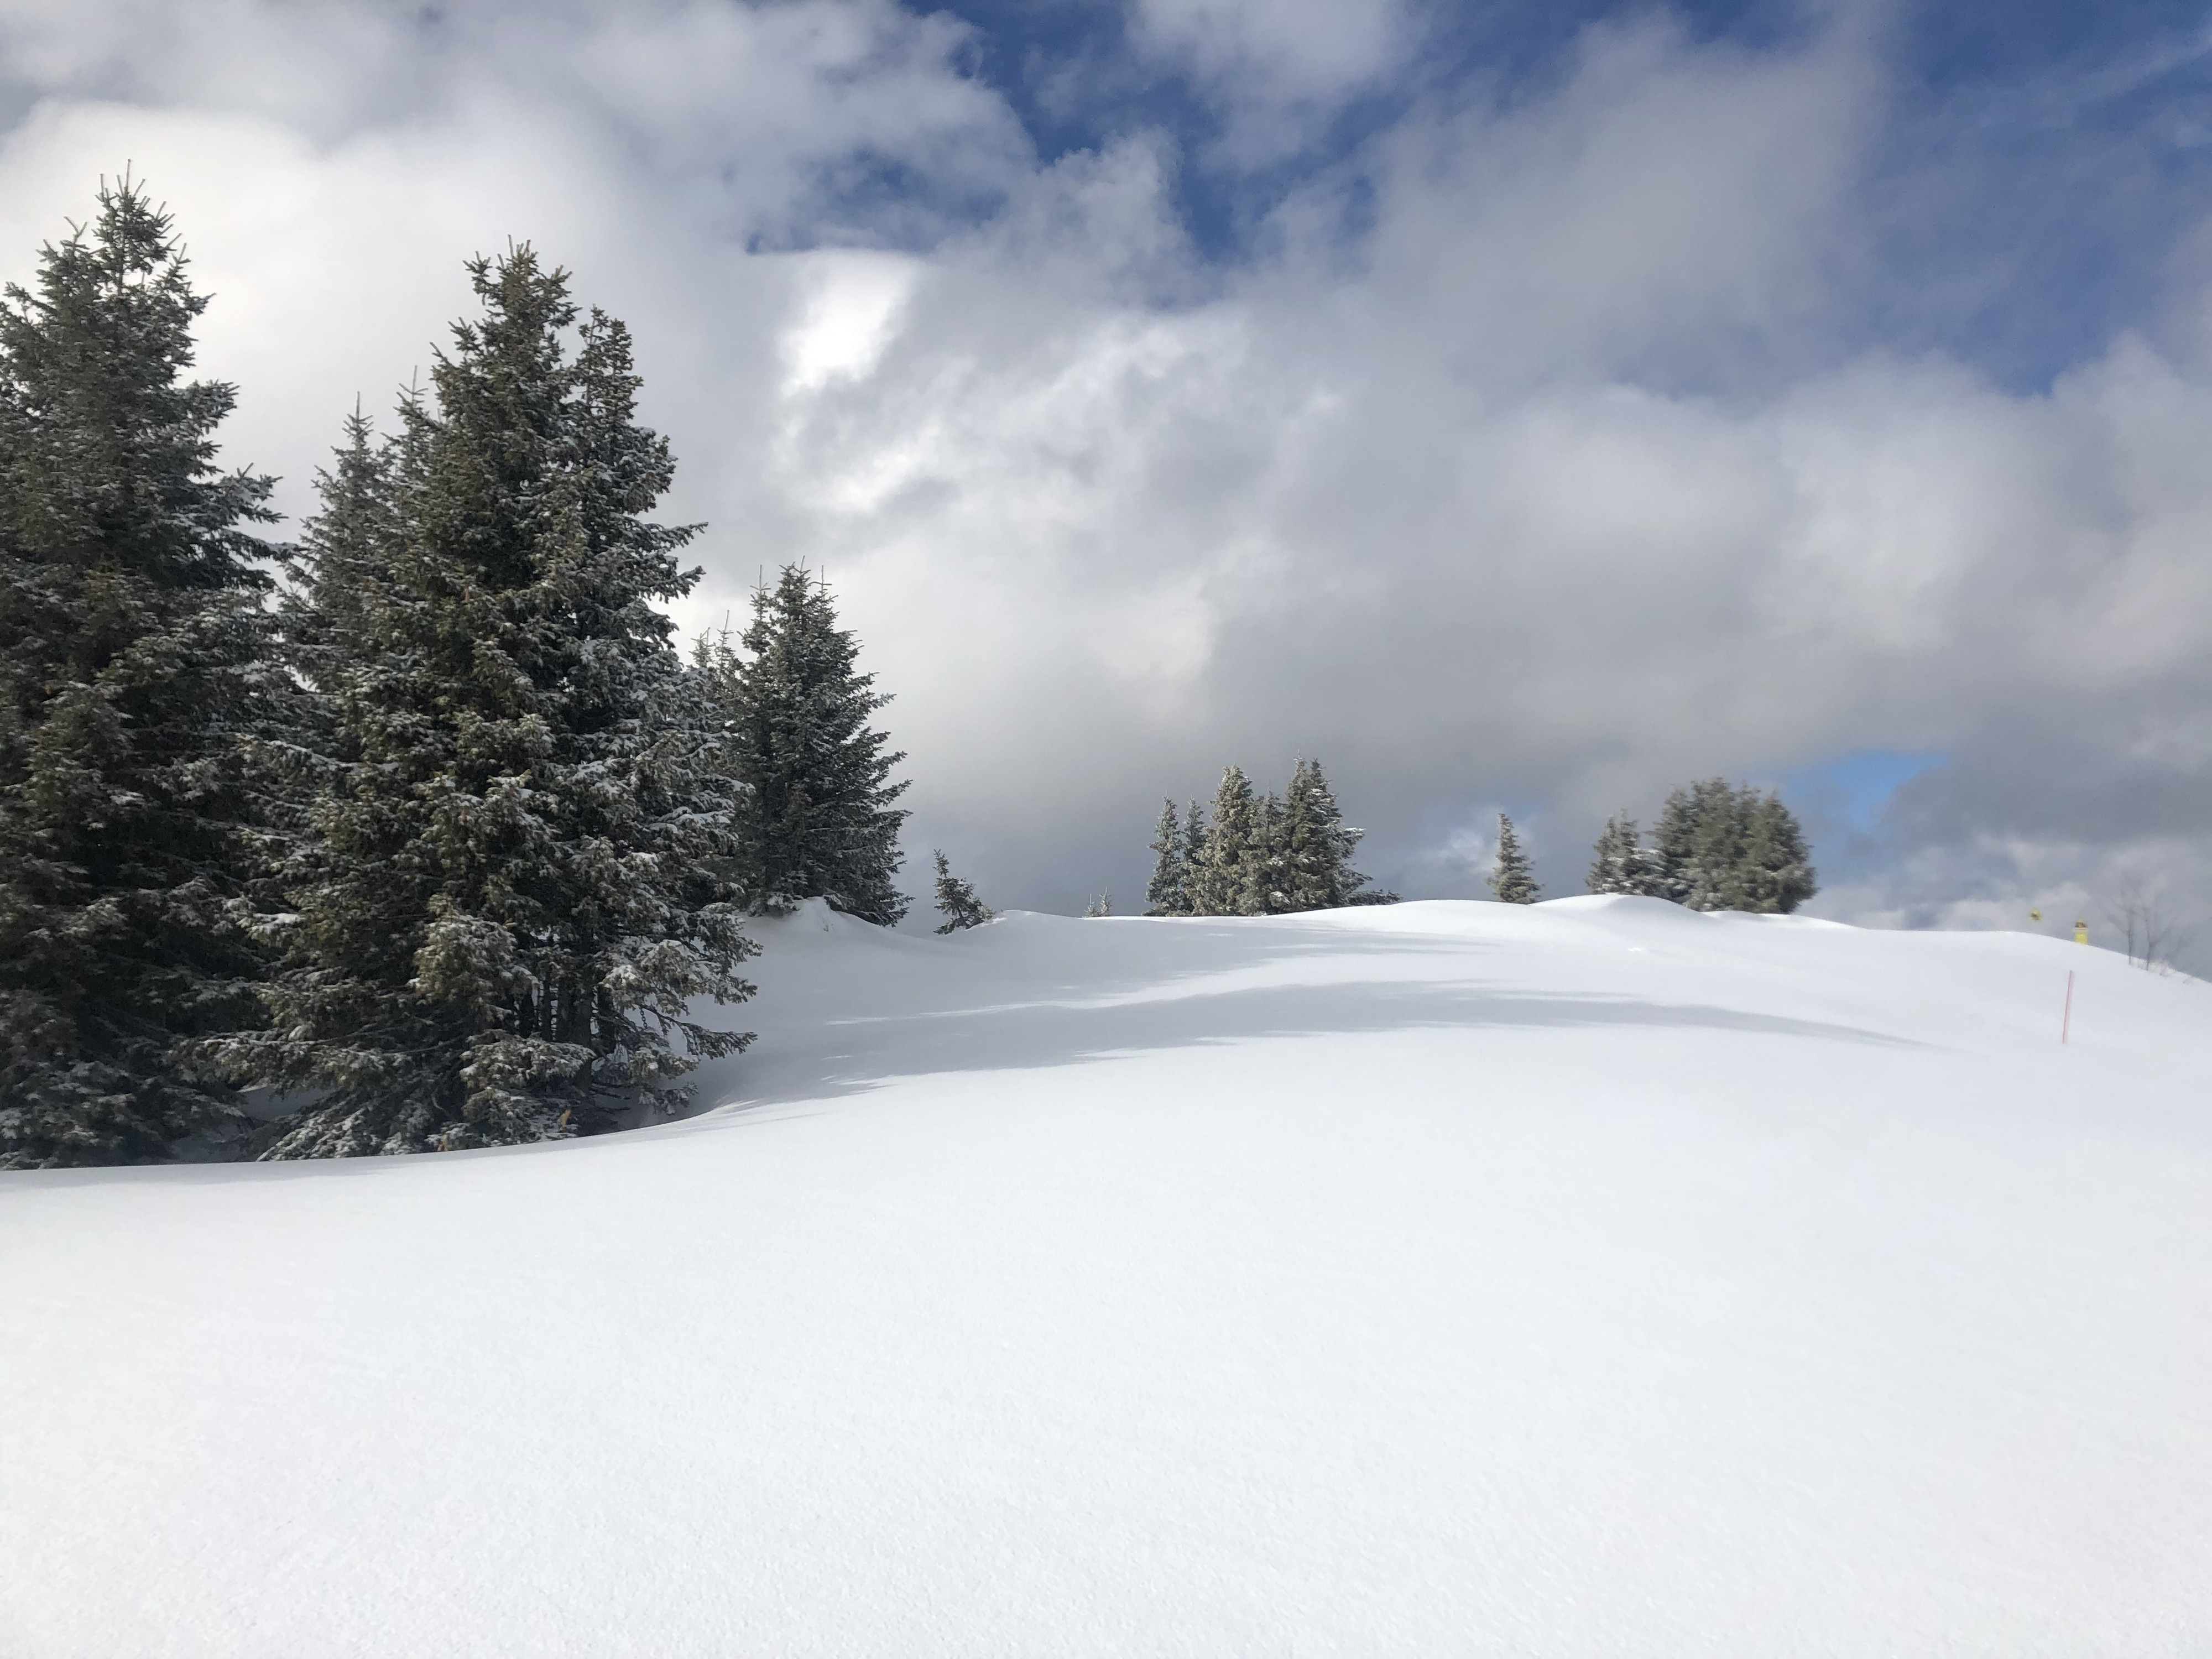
[[697, 565, 909, 925], [0, 180, 289, 1169], [1585, 811, 1668, 897], [1145, 799, 1190, 916], [1178, 799, 1208, 898], [1278, 758, 1374, 910], [1655, 780, 1730, 909], [1487, 813, 1540, 904], [931, 851, 994, 932], [1245, 789, 1290, 914], [1740, 791, 1817, 914], [210, 248, 755, 1157], [1190, 765, 1261, 916], [284, 403, 400, 696]]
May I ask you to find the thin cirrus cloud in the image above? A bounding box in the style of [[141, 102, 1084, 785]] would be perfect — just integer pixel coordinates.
[[0, 0, 2206, 960]]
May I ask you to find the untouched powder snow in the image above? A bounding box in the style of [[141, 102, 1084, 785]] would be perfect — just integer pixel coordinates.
[[3, 898, 2209, 1656]]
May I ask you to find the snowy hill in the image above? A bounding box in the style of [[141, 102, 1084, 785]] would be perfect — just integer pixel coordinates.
[[4, 899, 2208, 1656]]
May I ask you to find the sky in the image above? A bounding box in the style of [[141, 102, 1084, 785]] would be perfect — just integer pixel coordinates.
[[2, 0, 2207, 961]]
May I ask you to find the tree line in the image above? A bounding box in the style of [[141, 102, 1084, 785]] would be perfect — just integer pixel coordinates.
[[0, 182, 906, 1168], [1140, 779, 1813, 917], [1474, 784, 1815, 912]]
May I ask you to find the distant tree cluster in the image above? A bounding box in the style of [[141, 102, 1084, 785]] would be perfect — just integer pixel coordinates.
[[1585, 779, 1817, 913], [1146, 760, 1395, 916], [0, 181, 907, 1168]]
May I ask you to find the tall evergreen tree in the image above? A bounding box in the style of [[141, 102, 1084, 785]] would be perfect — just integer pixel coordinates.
[[697, 565, 909, 925], [1652, 780, 1728, 906], [1178, 799, 1208, 895], [210, 248, 755, 1157], [1279, 758, 1374, 910], [1683, 779, 1754, 910], [1245, 789, 1289, 915], [931, 850, 994, 932], [0, 180, 288, 1169], [1487, 813, 1540, 904], [1144, 799, 1189, 916], [1189, 765, 1260, 916]]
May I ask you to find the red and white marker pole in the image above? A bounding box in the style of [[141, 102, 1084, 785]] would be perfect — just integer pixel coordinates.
[[2061, 969, 2074, 1045]]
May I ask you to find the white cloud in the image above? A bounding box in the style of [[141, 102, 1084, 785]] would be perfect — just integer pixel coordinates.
[[1, 3, 2205, 958], [1131, 0, 1408, 87], [779, 251, 919, 394], [1126, 0, 1417, 164]]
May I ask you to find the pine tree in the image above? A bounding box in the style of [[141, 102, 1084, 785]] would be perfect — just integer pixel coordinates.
[[0, 179, 289, 1169], [1653, 781, 1729, 906], [1244, 790, 1289, 915], [1692, 780, 1755, 910], [931, 851, 994, 932], [1190, 765, 1259, 916], [1144, 799, 1188, 916], [286, 403, 400, 693], [1178, 799, 1208, 894], [210, 247, 755, 1157], [1587, 812, 1674, 898], [1587, 812, 1636, 894], [698, 565, 909, 925], [1740, 791, 1817, 914], [1487, 813, 1540, 904], [1279, 758, 1374, 910]]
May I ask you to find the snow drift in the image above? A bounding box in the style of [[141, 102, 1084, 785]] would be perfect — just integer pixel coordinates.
[[3, 898, 2207, 1656]]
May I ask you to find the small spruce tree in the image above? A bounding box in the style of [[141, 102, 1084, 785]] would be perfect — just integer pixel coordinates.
[[1144, 799, 1188, 916], [698, 565, 909, 925], [1586, 811, 1670, 897], [931, 851, 994, 932], [1587, 812, 1637, 895], [1487, 813, 1540, 904], [0, 179, 290, 1168]]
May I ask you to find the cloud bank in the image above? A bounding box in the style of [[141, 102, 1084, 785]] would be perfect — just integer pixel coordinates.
[[4, 0, 2206, 961]]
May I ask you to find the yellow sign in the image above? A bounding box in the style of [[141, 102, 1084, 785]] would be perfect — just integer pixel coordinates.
[[2073, 919, 2088, 944]]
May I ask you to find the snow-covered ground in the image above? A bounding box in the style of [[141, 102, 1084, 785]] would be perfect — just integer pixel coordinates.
[[4, 897, 2208, 1657]]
